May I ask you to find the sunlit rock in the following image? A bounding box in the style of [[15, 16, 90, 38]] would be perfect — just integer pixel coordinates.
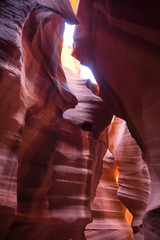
[[1, 0, 158, 239], [73, 0, 160, 239]]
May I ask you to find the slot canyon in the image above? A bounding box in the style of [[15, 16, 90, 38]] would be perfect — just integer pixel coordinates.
[[0, 0, 159, 239]]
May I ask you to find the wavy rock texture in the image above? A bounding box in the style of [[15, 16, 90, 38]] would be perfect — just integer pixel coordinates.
[[85, 149, 133, 240], [83, 112, 150, 240], [73, 76, 149, 239], [7, 72, 109, 240], [18, 7, 78, 223], [108, 117, 150, 239], [0, 1, 34, 238], [73, 0, 160, 239], [0, 1, 113, 239], [6, 71, 111, 239], [0, 0, 156, 240], [0, 0, 80, 239], [46, 68, 111, 240]]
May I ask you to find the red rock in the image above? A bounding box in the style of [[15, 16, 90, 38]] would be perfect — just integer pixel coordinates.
[[0, 0, 158, 239], [73, 0, 160, 239], [0, 2, 112, 239]]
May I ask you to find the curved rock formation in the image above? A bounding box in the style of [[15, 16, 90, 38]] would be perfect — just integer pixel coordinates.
[[5, 69, 111, 240], [17, 5, 78, 220], [46, 68, 110, 240], [108, 117, 150, 239], [86, 81, 150, 239], [85, 149, 133, 240], [0, 1, 33, 238], [73, 0, 160, 239], [1, 0, 157, 239], [0, 0, 79, 239], [0, 1, 113, 239]]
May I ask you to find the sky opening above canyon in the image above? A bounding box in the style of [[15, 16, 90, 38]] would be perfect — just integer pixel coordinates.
[[63, 23, 97, 84]]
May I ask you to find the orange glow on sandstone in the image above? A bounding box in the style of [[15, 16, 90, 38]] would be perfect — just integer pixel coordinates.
[[69, 0, 79, 14]]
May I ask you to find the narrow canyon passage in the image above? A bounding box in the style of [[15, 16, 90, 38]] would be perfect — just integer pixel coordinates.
[[0, 1, 159, 240]]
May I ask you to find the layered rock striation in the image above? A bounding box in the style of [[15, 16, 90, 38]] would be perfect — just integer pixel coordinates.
[[0, 1, 112, 239], [0, 0, 157, 239], [0, 0, 79, 239], [108, 117, 150, 239], [73, 0, 160, 239]]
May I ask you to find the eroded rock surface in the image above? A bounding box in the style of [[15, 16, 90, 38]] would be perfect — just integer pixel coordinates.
[[0, 0, 79, 239], [0, 1, 34, 238], [108, 117, 150, 239], [0, 1, 112, 239], [0, 0, 157, 239], [73, 0, 160, 239]]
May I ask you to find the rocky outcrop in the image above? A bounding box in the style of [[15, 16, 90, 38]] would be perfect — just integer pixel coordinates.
[[0, 0, 79, 239], [73, 0, 160, 239], [81, 94, 150, 239], [7, 68, 110, 240], [0, 1, 34, 238], [0, 0, 156, 239], [0, 1, 113, 239], [85, 149, 133, 240], [62, 70, 135, 240], [108, 117, 150, 239]]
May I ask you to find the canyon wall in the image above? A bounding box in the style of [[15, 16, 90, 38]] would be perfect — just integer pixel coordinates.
[[0, 0, 156, 239], [0, 1, 113, 239], [73, 0, 160, 239]]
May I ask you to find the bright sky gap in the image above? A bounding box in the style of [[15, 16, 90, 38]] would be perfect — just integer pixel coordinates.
[[63, 23, 97, 84]]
